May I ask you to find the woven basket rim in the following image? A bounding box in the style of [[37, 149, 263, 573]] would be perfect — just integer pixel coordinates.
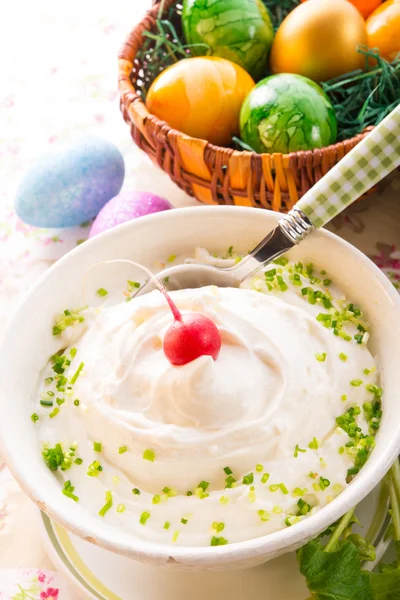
[[118, 0, 374, 162]]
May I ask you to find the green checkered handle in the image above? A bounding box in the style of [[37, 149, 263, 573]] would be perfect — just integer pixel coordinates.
[[296, 105, 400, 229]]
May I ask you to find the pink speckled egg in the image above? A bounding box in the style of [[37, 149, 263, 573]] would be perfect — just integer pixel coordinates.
[[89, 191, 173, 237]]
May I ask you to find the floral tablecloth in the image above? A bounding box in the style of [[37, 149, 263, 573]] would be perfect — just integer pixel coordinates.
[[0, 0, 399, 597]]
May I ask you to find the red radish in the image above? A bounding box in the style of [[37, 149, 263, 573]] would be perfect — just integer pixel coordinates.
[[163, 311, 221, 366], [85, 259, 222, 366], [156, 278, 221, 366]]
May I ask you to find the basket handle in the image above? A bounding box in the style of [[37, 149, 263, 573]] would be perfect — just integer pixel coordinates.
[[295, 105, 400, 229]]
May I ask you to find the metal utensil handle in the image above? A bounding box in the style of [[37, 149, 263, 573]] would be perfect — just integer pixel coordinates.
[[296, 105, 400, 229]]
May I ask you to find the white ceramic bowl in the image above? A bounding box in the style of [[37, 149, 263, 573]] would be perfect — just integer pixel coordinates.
[[1, 206, 400, 571]]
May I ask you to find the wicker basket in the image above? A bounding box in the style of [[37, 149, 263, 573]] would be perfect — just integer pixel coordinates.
[[118, 0, 374, 213]]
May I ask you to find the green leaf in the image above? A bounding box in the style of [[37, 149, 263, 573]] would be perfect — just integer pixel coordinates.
[[298, 540, 373, 600], [370, 568, 400, 599], [346, 534, 376, 563]]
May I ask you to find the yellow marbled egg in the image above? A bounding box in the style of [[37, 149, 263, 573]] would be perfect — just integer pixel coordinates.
[[146, 56, 255, 146]]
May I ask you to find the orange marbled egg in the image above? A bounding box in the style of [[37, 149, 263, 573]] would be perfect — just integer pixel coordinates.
[[366, 0, 400, 61], [146, 57, 255, 146]]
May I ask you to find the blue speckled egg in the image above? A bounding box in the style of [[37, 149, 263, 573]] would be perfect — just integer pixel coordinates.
[[15, 136, 125, 227]]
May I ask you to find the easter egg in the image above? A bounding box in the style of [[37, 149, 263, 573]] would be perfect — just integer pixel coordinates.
[[301, 0, 382, 19], [182, 0, 274, 81], [366, 0, 400, 62], [270, 0, 368, 82], [89, 191, 173, 237], [15, 137, 125, 228], [239, 74, 337, 154], [146, 56, 255, 146]]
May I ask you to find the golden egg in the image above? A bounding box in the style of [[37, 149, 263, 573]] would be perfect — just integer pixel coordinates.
[[270, 0, 368, 82], [146, 57, 255, 146]]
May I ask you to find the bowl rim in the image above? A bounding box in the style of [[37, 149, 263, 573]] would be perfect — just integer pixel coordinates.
[[1, 205, 400, 564]]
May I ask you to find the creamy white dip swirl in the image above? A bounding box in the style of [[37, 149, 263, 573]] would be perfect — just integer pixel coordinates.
[[37, 268, 379, 546]]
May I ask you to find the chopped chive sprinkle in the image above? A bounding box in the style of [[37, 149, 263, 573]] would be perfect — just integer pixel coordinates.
[[223, 466, 232, 475], [269, 484, 279, 492], [181, 518, 188, 525], [225, 475, 236, 488], [315, 353, 327, 362], [350, 379, 363, 387], [62, 480, 79, 502], [87, 460, 103, 477], [273, 256, 288, 266], [195, 488, 209, 499], [212, 522, 225, 533], [210, 536, 228, 546], [132, 488, 141, 495], [198, 480, 210, 492], [74, 458, 83, 465], [363, 368, 371, 375], [127, 280, 141, 289], [279, 483, 289, 495], [298, 498, 311, 515], [341, 394, 347, 402], [45, 377, 54, 384], [187, 491, 193, 496], [319, 477, 330, 490], [366, 384, 383, 398], [273, 506, 282, 514], [294, 445, 306, 458], [323, 279, 331, 286], [40, 399, 54, 407], [139, 511, 151, 525], [152, 494, 161, 505], [118, 446, 128, 454], [172, 530, 179, 542], [93, 442, 102, 452], [292, 487, 308, 497], [228, 246, 233, 256], [73, 399, 80, 406], [308, 438, 319, 450], [70, 348, 77, 358], [56, 398, 65, 406], [164, 521, 171, 530], [242, 473, 254, 485], [49, 407, 60, 419], [248, 486, 256, 502], [220, 495, 229, 505], [257, 509, 270, 522], [339, 353, 348, 362], [255, 464, 264, 472], [117, 503, 126, 513], [347, 467, 360, 477], [143, 449, 155, 462], [97, 288, 108, 297], [316, 313, 332, 326], [261, 473, 270, 484], [42, 443, 72, 471], [167, 254, 176, 263], [70, 362, 84, 385]]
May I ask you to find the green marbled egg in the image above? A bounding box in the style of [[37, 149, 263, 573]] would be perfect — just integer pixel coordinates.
[[239, 74, 337, 154], [182, 0, 274, 81]]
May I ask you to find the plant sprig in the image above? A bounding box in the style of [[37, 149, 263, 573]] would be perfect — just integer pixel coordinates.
[[299, 458, 400, 599]]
